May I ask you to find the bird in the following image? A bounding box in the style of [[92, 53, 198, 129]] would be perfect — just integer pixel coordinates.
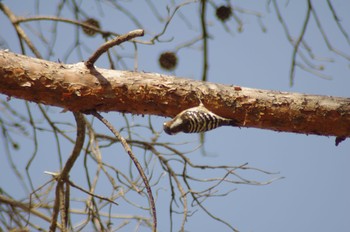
[[163, 101, 238, 135]]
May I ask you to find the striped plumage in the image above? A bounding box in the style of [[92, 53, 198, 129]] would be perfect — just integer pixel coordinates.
[[163, 103, 237, 135]]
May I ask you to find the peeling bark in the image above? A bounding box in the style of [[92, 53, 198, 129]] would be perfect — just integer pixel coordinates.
[[0, 50, 349, 137]]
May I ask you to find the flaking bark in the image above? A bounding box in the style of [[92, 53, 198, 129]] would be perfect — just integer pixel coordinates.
[[0, 50, 349, 137]]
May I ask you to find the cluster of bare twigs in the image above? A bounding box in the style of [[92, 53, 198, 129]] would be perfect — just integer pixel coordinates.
[[0, 0, 348, 231], [0, 98, 281, 231], [270, 0, 350, 85]]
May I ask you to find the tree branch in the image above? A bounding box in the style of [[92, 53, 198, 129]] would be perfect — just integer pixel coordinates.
[[85, 29, 144, 69], [0, 3, 42, 58], [0, 50, 349, 138], [0, 194, 62, 230], [49, 112, 85, 232]]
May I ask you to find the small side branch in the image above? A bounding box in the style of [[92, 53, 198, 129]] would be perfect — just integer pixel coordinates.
[[290, 1, 311, 86], [0, 3, 42, 58], [85, 29, 144, 69], [49, 112, 86, 232], [200, 0, 208, 82], [68, 179, 119, 206]]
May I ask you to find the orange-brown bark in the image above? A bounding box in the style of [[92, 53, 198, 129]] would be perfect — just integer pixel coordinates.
[[0, 50, 349, 137]]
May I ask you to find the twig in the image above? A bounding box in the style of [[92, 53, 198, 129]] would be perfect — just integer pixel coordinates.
[[150, 0, 196, 44], [182, 165, 239, 232], [156, 154, 188, 232], [49, 112, 86, 232], [0, 194, 62, 229], [67, 179, 119, 206], [200, 0, 208, 82], [0, 3, 42, 58], [309, 1, 350, 61], [14, 15, 113, 37], [90, 111, 157, 232], [326, 0, 350, 45], [290, 1, 311, 86], [85, 29, 144, 69]]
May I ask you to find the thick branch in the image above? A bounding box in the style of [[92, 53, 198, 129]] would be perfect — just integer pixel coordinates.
[[0, 50, 349, 137]]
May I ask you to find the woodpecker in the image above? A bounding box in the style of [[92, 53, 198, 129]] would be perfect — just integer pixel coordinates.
[[163, 102, 238, 135]]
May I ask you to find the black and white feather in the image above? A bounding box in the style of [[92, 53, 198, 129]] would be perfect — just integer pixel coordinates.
[[163, 102, 238, 135]]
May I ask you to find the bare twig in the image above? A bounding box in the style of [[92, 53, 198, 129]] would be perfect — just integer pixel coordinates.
[[49, 112, 86, 232], [58, 182, 67, 230], [149, 0, 196, 44], [200, 0, 208, 82], [290, 1, 311, 86], [67, 179, 119, 206], [326, 0, 350, 45], [182, 165, 240, 232], [155, 154, 188, 232], [309, 1, 350, 61], [14, 15, 113, 37], [0, 194, 62, 230], [0, 3, 42, 58], [272, 0, 350, 85], [85, 29, 144, 69], [90, 111, 157, 232], [60, 113, 86, 176]]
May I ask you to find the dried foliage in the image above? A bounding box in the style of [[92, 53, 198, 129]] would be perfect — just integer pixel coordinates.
[[81, 18, 100, 37], [216, 5, 232, 22], [159, 51, 178, 70]]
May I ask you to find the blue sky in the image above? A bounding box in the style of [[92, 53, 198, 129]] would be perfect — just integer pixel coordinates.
[[1, 1, 350, 231]]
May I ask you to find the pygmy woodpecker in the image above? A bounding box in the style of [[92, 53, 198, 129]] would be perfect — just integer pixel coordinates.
[[163, 102, 238, 135]]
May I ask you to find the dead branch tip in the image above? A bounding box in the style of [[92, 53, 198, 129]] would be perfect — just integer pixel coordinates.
[[85, 29, 144, 69]]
